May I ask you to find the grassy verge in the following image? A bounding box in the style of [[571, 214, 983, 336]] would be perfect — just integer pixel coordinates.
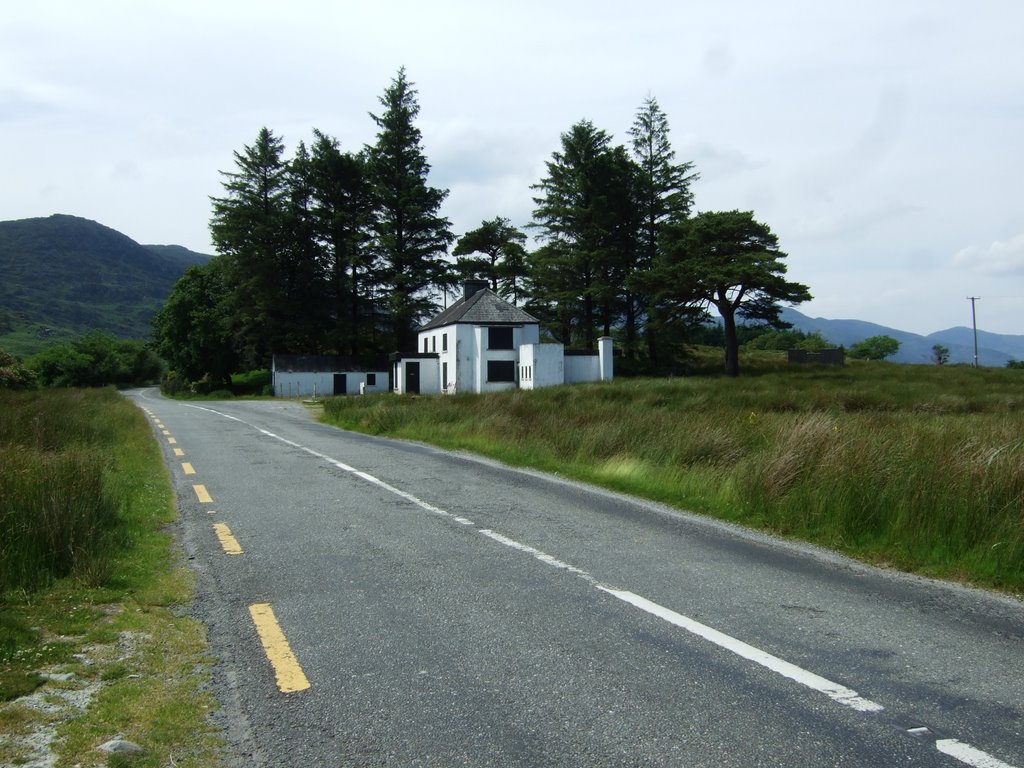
[[322, 355, 1024, 593], [0, 388, 226, 767]]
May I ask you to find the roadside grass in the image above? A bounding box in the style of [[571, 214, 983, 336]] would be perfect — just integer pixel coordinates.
[[0, 388, 226, 767], [322, 354, 1024, 593]]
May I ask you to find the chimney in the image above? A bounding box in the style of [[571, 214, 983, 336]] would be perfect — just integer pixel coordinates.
[[463, 279, 489, 301]]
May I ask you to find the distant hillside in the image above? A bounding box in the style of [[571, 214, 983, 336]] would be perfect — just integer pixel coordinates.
[[0, 214, 212, 357], [779, 307, 1022, 367]]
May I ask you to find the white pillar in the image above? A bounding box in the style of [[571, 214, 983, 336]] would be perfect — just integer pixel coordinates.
[[598, 336, 614, 382]]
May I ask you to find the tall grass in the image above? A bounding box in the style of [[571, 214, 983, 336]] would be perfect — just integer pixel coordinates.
[[0, 389, 141, 592], [322, 359, 1024, 591]]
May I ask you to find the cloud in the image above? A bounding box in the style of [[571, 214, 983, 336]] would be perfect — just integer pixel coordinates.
[[952, 234, 1024, 275]]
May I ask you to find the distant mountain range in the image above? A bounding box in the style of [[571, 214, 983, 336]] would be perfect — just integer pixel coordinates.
[[779, 307, 1023, 367], [0, 214, 211, 356]]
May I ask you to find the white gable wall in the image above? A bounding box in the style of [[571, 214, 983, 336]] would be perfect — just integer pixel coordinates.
[[519, 344, 564, 390]]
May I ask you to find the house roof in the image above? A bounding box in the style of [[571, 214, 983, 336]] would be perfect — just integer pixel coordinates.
[[420, 288, 538, 331]]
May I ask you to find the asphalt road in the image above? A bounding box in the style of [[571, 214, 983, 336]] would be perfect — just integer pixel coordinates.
[[126, 389, 1024, 767]]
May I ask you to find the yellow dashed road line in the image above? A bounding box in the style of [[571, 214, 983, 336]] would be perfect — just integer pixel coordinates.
[[167, 437, 177, 445], [173, 448, 185, 457], [249, 603, 311, 693], [213, 522, 243, 555], [182, 462, 196, 475], [193, 484, 212, 503]]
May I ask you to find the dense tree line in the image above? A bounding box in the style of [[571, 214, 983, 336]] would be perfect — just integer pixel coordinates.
[[154, 70, 811, 381]]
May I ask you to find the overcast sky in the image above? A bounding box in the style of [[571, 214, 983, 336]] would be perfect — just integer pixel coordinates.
[[3, 1, 1022, 335]]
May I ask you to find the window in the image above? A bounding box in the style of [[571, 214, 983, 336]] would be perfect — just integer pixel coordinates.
[[366, 373, 376, 385], [488, 326, 513, 350], [431, 336, 436, 352], [423, 337, 428, 353], [442, 362, 448, 388], [442, 333, 448, 352], [487, 360, 516, 382]]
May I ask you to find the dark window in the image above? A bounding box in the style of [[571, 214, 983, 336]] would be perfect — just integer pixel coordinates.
[[431, 336, 436, 352], [423, 338, 428, 353], [487, 360, 516, 382], [442, 362, 448, 388], [488, 326, 513, 350], [366, 373, 376, 385], [442, 333, 448, 352]]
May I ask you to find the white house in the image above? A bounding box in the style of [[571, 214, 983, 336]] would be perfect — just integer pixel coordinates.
[[272, 354, 390, 398], [391, 280, 613, 395]]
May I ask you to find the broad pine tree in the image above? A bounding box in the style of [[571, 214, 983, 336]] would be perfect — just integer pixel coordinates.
[[452, 217, 529, 302], [367, 68, 454, 352], [649, 210, 811, 377]]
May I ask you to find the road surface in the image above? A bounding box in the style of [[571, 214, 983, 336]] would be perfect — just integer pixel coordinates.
[[126, 389, 1024, 767]]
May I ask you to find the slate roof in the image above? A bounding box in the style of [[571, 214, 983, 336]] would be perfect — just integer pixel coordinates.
[[420, 289, 538, 331]]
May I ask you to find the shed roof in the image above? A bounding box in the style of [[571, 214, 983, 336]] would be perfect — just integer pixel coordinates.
[[420, 288, 538, 331]]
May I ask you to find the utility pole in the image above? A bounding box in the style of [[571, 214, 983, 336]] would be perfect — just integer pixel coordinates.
[[967, 296, 980, 367]]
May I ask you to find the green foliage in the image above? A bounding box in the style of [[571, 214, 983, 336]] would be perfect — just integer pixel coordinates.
[[647, 210, 812, 377], [368, 67, 455, 351], [1005, 359, 1023, 369], [322, 362, 1024, 590], [0, 348, 37, 390], [27, 331, 162, 388], [932, 343, 950, 365], [744, 329, 831, 351], [151, 259, 234, 386], [452, 217, 529, 303], [849, 334, 901, 360], [529, 120, 641, 348]]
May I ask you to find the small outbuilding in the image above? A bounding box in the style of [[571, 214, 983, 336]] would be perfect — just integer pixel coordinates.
[[271, 354, 390, 398]]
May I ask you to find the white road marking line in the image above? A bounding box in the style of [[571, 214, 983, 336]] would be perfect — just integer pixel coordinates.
[[598, 586, 883, 713], [182, 403, 1022, 767], [937, 739, 1017, 768]]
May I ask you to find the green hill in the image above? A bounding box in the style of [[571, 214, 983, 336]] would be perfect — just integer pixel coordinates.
[[0, 214, 212, 357]]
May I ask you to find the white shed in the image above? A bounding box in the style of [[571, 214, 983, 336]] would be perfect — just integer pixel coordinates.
[[271, 354, 389, 398]]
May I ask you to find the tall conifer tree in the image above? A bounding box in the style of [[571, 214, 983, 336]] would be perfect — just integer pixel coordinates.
[[628, 97, 699, 362], [210, 127, 292, 367], [367, 68, 454, 352]]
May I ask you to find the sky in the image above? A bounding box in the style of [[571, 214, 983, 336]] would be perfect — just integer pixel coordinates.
[[3, 1, 1022, 336]]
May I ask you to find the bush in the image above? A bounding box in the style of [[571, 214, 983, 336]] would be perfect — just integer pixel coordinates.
[[0, 349, 37, 390], [28, 332, 163, 388], [849, 335, 901, 360]]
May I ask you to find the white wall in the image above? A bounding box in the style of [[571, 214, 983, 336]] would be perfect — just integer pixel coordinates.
[[273, 371, 390, 397], [564, 353, 600, 384], [520, 344, 564, 390]]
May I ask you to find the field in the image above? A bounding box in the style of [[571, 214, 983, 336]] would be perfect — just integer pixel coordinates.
[[323, 355, 1024, 593], [0, 388, 225, 766]]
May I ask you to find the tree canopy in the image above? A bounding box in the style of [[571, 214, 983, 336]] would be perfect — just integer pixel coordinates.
[[849, 335, 901, 361], [153, 74, 814, 386], [645, 210, 812, 376]]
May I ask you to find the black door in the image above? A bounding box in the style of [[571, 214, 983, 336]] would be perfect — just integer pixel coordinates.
[[405, 362, 420, 394], [332, 373, 347, 396]]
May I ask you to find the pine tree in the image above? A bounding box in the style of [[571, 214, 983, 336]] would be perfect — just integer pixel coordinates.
[[530, 120, 640, 348], [210, 127, 293, 367], [308, 130, 377, 357], [452, 217, 529, 303], [628, 97, 699, 362], [367, 68, 454, 352]]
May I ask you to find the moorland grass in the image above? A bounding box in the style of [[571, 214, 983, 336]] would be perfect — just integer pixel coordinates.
[[0, 388, 226, 766], [322, 356, 1024, 592]]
